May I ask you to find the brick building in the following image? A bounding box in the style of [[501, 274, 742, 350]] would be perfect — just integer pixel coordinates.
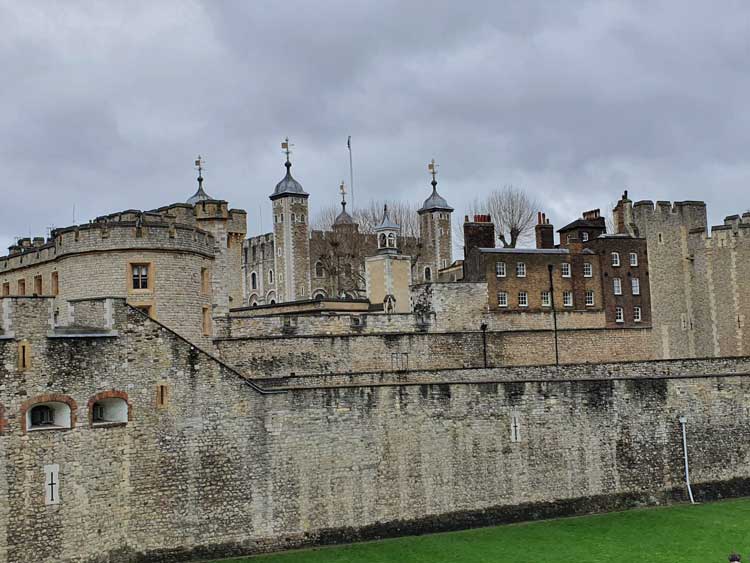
[[464, 207, 651, 330]]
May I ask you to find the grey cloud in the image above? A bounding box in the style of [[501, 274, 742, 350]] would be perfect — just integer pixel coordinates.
[[2, 1, 750, 252]]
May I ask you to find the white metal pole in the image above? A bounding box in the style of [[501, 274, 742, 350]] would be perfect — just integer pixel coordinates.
[[679, 416, 696, 504]]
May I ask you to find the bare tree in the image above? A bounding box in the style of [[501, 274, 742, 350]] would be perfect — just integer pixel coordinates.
[[467, 186, 538, 248]]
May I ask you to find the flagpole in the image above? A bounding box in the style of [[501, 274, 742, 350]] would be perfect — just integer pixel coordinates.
[[347, 136, 354, 210]]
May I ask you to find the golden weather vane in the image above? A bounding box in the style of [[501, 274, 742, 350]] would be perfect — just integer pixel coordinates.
[[281, 138, 294, 162], [428, 158, 439, 184]]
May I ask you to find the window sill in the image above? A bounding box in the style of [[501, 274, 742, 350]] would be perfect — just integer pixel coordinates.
[[91, 421, 127, 429], [27, 426, 71, 433]]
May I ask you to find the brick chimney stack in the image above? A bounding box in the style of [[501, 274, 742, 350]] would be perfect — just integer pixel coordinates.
[[535, 212, 554, 249], [463, 214, 495, 261]]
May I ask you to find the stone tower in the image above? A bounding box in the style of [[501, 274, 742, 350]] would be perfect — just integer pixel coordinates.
[[630, 196, 707, 359], [418, 160, 453, 282], [366, 206, 412, 313], [270, 142, 311, 303]]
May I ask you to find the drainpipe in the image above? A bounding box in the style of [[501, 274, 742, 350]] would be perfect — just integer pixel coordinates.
[[679, 415, 695, 504], [547, 264, 560, 366]]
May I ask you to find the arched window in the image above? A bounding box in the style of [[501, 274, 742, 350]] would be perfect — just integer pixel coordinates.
[[89, 392, 129, 426], [266, 291, 276, 304], [270, 299, 276, 305], [424, 267, 432, 281], [387, 233, 396, 248], [260, 243, 266, 260], [379, 233, 386, 248], [251, 272, 258, 290], [23, 396, 75, 432], [268, 270, 274, 284], [315, 261, 324, 278], [313, 290, 326, 301]]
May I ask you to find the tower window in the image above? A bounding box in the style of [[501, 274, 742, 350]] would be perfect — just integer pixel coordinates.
[[268, 270, 274, 284], [251, 272, 258, 290], [315, 262, 324, 278], [17, 279, 25, 296], [131, 263, 150, 290], [424, 267, 432, 281], [387, 233, 396, 248], [34, 275, 43, 295], [201, 267, 211, 294], [51, 272, 59, 296]]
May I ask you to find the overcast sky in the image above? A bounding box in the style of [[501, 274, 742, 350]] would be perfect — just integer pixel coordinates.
[[2, 1, 750, 253]]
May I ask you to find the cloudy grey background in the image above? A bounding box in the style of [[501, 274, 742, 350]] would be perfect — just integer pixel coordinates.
[[2, 1, 749, 254]]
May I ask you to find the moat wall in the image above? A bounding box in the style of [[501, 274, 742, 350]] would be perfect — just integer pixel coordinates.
[[2, 298, 750, 563]]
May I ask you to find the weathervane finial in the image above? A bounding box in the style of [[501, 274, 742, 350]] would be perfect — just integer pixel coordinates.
[[428, 158, 439, 188], [194, 155, 205, 188], [281, 137, 294, 167]]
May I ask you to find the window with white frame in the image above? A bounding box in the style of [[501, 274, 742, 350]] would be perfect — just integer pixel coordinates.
[[582, 231, 589, 242], [563, 291, 573, 307], [615, 306, 624, 323], [631, 277, 640, 295], [561, 263, 571, 277], [541, 291, 551, 307], [518, 291, 528, 307], [516, 262, 526, 277], [497, 292, 508, 308], [495, 261, 506, 277], [629, 252, 638, 266], [634, 306, 642, 322], [613, 277, 622, 295], [611, 252, 620, 267], [585, 290, 595, 306], [583, 263, 592, 277]]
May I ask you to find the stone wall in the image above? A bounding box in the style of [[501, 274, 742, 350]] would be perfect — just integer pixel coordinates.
[[216, 324, 657, 378], [2, 297, 750, 563]]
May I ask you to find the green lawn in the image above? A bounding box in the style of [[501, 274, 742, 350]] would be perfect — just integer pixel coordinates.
[[206, 499, 750, 563]]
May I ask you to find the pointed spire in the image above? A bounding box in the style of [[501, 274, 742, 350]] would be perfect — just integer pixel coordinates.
[[187, 154, 214, 204]]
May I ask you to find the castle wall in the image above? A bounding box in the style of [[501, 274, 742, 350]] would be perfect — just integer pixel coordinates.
[[2, 298, 750, 563], [215, 326, 656, 378], [688, 221, 750, 358], [632, 200, 707, 359]]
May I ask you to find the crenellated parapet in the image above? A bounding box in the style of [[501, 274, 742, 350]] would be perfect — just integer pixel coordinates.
[[1, 219, 216, 274]]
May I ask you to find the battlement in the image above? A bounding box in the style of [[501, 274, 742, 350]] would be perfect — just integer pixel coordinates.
[[687, 214, 750, 246], [632, 199, 708, 232], [0, 219, 216, 274]]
